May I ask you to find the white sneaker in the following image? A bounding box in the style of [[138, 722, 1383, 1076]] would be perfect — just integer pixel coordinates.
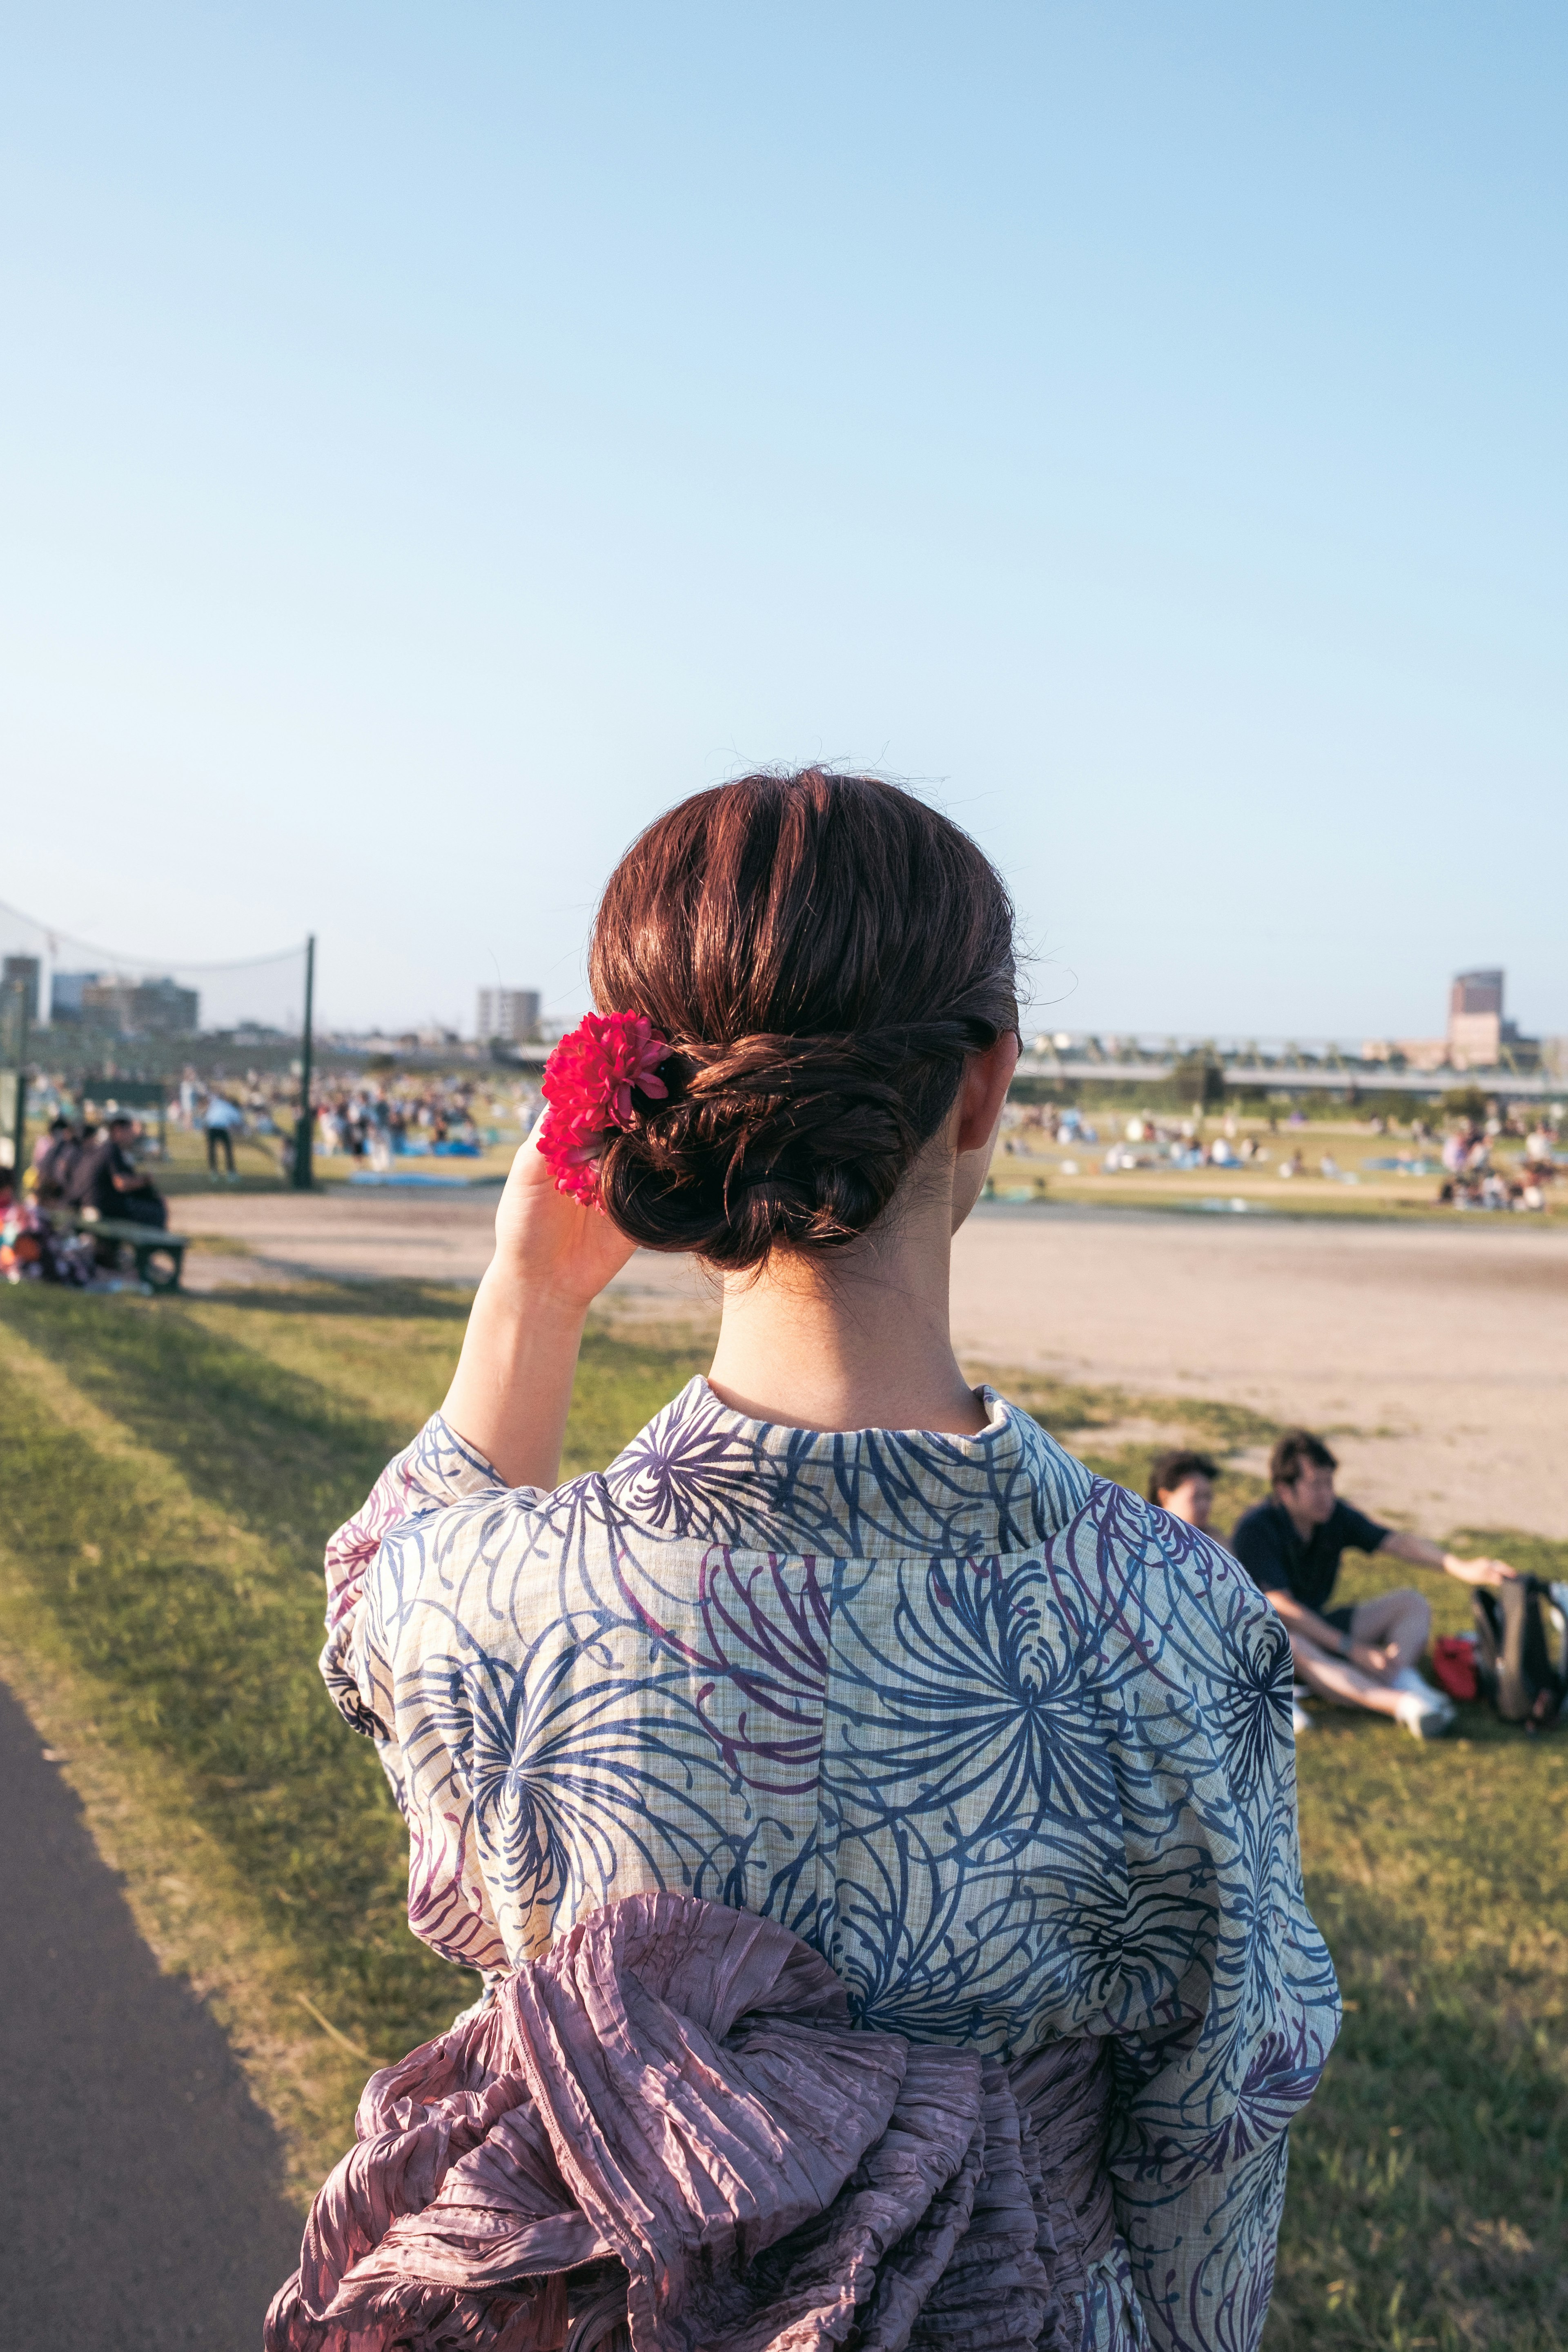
[[1394, 1688, 1456, 1740], [1292, 1698, 1313, 1736]]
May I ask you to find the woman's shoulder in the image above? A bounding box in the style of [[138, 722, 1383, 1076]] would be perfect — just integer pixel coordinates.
[[1039, 1473, 1291, 1701]]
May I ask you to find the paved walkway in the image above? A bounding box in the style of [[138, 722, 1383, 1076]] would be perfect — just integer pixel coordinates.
[[0, 1679, 301, 2348]]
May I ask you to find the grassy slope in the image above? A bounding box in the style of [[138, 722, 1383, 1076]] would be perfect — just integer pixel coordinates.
[[0, 1280, 1563, 2344]]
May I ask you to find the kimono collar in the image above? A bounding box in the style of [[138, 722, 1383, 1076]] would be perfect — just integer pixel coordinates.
[[601, 1376, 1091, 1556]]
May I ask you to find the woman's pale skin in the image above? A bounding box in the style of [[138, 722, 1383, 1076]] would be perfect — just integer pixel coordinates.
[[440, 1035, 1021, 1488]]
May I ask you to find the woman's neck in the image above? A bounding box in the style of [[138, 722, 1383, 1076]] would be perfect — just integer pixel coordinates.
[[705, 1168, 985, 1436]]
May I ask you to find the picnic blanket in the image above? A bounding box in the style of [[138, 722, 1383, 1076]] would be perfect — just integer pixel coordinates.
[[265, 1892, 1118, 2352]]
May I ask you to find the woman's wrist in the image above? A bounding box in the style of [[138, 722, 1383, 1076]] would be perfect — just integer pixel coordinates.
[[477, 1259, 594, 1332]]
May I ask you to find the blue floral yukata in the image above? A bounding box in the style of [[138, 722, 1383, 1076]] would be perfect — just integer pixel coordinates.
[[323, 1378, 1339, 2352]]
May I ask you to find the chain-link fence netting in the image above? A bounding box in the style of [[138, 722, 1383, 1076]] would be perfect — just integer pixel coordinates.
[[0, 900, 315, 1184], [0, 900, 311, 1083]]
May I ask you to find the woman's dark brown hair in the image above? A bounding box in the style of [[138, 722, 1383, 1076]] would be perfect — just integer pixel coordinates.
[[588, 769, 1018, 1270]]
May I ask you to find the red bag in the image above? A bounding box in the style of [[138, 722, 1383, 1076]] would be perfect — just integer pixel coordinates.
[[1432, 1636, 1479, 1703]]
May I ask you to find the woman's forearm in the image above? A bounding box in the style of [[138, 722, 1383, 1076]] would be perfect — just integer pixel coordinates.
[[437, 1132, 639, 1490], [440, 1267, 589, 1491]]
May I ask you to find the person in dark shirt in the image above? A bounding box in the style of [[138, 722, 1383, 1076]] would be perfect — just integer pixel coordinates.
[[1232, 1429, 1515, 1739], [76, 1114, 169, 1239]]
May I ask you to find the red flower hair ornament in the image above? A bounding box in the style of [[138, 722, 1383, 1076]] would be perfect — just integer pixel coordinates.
[[536, 1011, 673, 1207]]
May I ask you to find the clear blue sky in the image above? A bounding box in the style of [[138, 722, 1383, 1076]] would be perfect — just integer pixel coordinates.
[[4, 4, 1564, 1040]]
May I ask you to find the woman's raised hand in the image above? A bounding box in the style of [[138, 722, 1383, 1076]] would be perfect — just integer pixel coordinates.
[[490, 1132, 639, 1313]]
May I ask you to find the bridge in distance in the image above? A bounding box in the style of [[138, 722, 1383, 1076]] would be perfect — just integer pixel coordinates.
[[489, 1038, 1559, 1101]]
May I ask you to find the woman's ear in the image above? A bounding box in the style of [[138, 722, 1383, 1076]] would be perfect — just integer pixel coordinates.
[[954, 1033, 1020, 1154]]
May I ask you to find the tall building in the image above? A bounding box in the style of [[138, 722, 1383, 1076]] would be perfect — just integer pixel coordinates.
[[477, 987, 541, 1043], [2, 955, 40, 1023], [1447, 969, 1536, 1070]]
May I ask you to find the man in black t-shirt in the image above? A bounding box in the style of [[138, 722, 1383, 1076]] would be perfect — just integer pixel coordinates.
[[1232, 1429, 1515, 1740], [73, 1114, 168, 1256]]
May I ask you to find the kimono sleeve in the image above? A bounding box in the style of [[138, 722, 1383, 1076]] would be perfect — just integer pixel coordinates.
[[319, 1411, 510, 1735], [318, 1413, 519, 1976], [1101, 1523, 1341, 2352]]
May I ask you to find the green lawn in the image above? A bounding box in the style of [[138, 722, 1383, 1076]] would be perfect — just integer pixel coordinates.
[[0, 1278, 1562, 2346]]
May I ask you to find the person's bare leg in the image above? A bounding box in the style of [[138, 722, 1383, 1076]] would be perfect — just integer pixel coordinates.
[[1348, 1588, 1431, 1673], [1292, 1635, 1405, 1718]]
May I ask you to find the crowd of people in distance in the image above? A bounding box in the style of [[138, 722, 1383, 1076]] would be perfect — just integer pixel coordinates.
[[310, 1076, 535, 1169], [1147, 1433, 1519, 1742], [1100, 1111, 1271, 1172], [2, 1065, 543, 1284], [1435, 1112, 1559, 1212], [2, 1105, 173, 1284], [994, 1098, 1564, 1204]]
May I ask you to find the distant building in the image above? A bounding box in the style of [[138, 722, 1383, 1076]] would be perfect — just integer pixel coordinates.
[[1361, 1037, 1450, 1071], [2, 955, 40, 1024], [49, 971, 97, 1022], [1362, 970, 1539, 1074], [1448, 969, 1537, 1070], [53, 972, 200, 1034], [477, 987, 541, 1044]]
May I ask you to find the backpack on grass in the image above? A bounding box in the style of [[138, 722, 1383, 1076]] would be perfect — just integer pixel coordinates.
[[1472, 1577, 1568, 1730]]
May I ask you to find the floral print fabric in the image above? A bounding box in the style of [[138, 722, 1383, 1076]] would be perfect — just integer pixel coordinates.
[[323, 1378, 1339, 2352]]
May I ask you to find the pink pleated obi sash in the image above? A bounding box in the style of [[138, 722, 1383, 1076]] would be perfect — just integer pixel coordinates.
[[267, 1893, 1118, 2352]]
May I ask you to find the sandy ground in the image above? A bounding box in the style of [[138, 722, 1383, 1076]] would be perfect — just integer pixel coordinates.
[[174, 1188, 1568, 1539]]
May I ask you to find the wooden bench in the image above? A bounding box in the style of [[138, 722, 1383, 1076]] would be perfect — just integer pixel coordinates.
[[70, 1215, 191, 1292]]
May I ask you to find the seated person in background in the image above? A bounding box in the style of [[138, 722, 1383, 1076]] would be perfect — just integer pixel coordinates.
[[31, 1115, 81, 1203], [1232, 1429, 1515, 1740], [78, 1114, 169, 1235], [1523, 1121, 1557, 1173], [1147, 1446, 1222, 1537]]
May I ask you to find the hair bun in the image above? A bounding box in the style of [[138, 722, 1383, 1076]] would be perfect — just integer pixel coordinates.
[[587, 771, 1018, 1270], [599, 1025, 981, 1267]]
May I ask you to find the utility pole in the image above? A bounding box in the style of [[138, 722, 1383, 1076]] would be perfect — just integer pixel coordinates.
[[292, 934, 315, 1189], [0, 978, 27, 1179]]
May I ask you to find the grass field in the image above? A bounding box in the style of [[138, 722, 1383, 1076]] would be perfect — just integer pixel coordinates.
[[987, 1115, 1568, 1225], [0, 1276, 1563, 2347]]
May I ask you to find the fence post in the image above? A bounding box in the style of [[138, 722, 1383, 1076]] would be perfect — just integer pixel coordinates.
[[1, 979, 28, 1179], [292, 935, 315, 1190]]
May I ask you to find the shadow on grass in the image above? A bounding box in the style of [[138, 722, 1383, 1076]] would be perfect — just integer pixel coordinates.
[[197, 1277, 475, 1323], [1271, 1876, 1568, 2351], [1, 1286, 421, 1576], [0, 1284, 713, 2056], [0, 1339, 451, 2048]]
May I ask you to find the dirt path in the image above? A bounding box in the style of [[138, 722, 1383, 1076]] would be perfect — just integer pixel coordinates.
[[0, 1678, 301, 2347], [175, 1189, 1568, 1539], [943, 1206, 1568, 1539]]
